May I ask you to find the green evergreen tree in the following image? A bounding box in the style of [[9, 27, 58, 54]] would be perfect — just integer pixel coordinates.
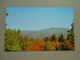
[[6, 13, 8, 16], [51, 34, 57, 41], [67, 23, 74, 43], [58, 33, 65, 42], [5, 13, 8, 26], [44, 37, 50, 42]]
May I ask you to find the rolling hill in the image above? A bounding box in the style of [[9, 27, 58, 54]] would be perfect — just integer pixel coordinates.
[[20, 27, 70, 38]]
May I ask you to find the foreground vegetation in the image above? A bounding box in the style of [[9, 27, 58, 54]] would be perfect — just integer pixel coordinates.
[[4, 29, 74, 51]]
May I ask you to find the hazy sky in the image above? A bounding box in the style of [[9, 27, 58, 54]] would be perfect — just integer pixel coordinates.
[[6, 7, 73, 31]]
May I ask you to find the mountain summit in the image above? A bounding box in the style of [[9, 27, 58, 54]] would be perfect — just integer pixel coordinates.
[[20, 27, 69, 38]]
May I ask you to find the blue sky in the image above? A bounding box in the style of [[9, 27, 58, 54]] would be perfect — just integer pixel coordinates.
[[6, 7, 73, 31]]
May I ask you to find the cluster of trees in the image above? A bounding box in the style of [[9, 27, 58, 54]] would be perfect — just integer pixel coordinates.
[[5, 29, 22, 51], [5, 13, 74, 51]]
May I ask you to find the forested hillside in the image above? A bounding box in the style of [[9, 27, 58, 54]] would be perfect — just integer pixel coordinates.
[[20, 27, 69, 38]]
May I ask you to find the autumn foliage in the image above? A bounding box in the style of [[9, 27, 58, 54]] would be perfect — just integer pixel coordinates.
[[5, 27, 75, 51], [24, 38, 75, 51]]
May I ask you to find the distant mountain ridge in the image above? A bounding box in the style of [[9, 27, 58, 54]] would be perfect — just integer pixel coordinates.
[[20, 27, 70, 38]]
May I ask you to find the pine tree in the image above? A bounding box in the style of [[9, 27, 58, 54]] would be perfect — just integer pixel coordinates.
[[5, 13, 8, 26], [6, 13, 8, 16], [51, 34, 57, 41], [58, 33, 65, 42], [44, 37, 50, 42], [67, 23, 74, 43]]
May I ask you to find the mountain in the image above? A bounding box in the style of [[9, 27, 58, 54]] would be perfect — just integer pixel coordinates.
[[20, 27, 69, 38]]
